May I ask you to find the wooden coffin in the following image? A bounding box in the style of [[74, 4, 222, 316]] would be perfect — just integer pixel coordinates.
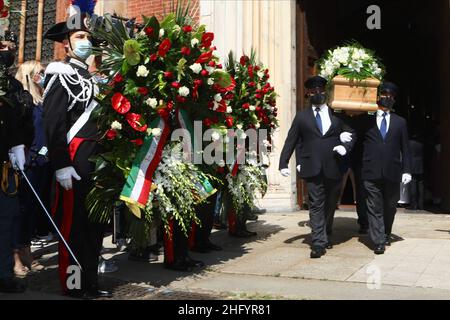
[[329, 75, 380, 113]]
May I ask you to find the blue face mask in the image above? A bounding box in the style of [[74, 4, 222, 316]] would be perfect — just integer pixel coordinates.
[[73, 40, 93, 61]]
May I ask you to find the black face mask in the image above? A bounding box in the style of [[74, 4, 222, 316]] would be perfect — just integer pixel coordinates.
[[378, 97, 395, 110], [310, 93, 327, 105], [0, 51, 15, 68]]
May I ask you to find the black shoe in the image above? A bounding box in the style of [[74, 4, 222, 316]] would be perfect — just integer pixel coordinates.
[[385, 235, 392, 246], [247, 214, 259, 221], [358, 226, 369, 235], [374, 244, 385, 255], [310, 247, 326, 259], [0, 278, 26, 293], [184, 256, 205, 268], [164, 260, 193, 272], [326, 242, 333, 250], [205, 241, 222, 251], [82, 289, 113, 300]]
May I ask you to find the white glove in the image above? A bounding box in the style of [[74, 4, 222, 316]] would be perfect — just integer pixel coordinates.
[[9, 145, 26, 171], [333, 145, 347, 156], [296, 165, 301, 173], [402, 173, 412, 185], [280, 168, 290, 177], [55, 166, 81, 191], [340, 132, 353, 143]]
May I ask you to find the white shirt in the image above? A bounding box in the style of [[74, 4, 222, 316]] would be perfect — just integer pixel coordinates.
[[312, 104, 331, 135], [376, 109, 390, 133]]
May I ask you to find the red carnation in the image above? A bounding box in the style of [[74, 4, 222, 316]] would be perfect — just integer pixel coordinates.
[[255, 93, 262, 99], [138, 87, 149, 96], [203, 118, 213, 127], [248, 65, 254, 78], [113, 73, 123, 83], [126, 113, 148, 132], [164, 71, 174, 79], [208, 61, 216, 67], [182, 25, 193, 33], [144, 27, 154, 37], [240, 55, 249, 66], [111, 93, 131, 114], [106, 129, 117, 140], [242, 103, 250, 110], [201, 70, 209, 77], [224, 93, 234, 100], [248, 82, 256, 87], [150, 53, 158, 62], [196, 51, 213, 64], [158, 38, 172, 58], [181, 47, 191, 56], [254, 66, 261, 72], [171, 81, 181, 89], [225, 116, 234, 128], [201, 32, 214, 48]]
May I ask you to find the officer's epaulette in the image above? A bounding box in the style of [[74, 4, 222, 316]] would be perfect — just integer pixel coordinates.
[[45, 62, 76, 76]]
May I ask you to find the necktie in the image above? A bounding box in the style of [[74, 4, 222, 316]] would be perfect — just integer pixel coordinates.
[[380, 112, 387, 140], [315, 107, 323, 135]]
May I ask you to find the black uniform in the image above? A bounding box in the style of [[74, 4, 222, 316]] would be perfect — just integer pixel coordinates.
[[358, 111, 412, 246], [279, 106, 354, 249], [408, 138, 425, 210], [43, 58, 104, 294]]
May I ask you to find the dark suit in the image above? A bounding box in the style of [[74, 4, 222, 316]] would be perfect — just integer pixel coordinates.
[[359, 112, 412, 246], [409, 139, 425, 209], [279, 106, 354, 248]]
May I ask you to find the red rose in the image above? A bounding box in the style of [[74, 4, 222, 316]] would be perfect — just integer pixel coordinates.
[[113, 73, 123, 83], [196, 51, 213, 64], [111, 93, 131, 114], [144, 27, 154, 37], [106, 129, 117, 140], [255, 94, 262, 99], [242, 103, 250, 110], [171, 81, 181, 89], [181, 46, 191, 56], [203, 118, 213, 127], [176, 96, 187, 103], [162, 71, 172, 79], [201, 70, 209, 77], [240, 55, 249, 66], [224, 93, 234, 100], [225, 116, 234, 128], [256, 106, 262, 112], [201, 32, 214, 48], [126, 113, 148, 132], [248, 65, 254, 78], [158, 38, 172, 57], [150, 53, 158, 62], [248, 82, 256, 87], [138, 87, 149, 96], [157, 108, 169, 119], [254, 66, 261, 72], [131, 138, 144, 146], [182, 25, 193, 33], [208, 61, 216, 67]]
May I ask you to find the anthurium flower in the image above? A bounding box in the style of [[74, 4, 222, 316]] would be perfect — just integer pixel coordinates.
[[144, 27, 154, 37], [201, 32, 214, 48], [130, 138, 144, 146], [126, 113, 148, 132], [196, 51, 213, 64], [158, 38, 172, 57], [123, 39, 141, 66], [111, 93, 131, 114], [225, 116, 234, 128]]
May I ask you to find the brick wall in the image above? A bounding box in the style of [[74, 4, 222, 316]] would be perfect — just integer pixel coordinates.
[[127, 0, 200, 24]]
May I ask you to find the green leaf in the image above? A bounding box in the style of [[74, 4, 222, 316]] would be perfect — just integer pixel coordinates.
[[160, 13, 176, 30], [177, 57, 187, 80], [211, 70, 232, 88]]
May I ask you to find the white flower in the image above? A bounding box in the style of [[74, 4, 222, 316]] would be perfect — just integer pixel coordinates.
[[136, 65, 149, 77], [257, 70, 265, 78], [152, 128, 162, 136], [207, 78, 214, 86], [173, 25, 181, 34], [189, 63, 202, 74], [214, 94, 222, 102], [205, 66, 215, 74], [191, 38, 199, 47], [236, 124, 243, 130], [212, 101, 220, 111], [111, 121, 122, 130], [249, 105, 256, 111], [226, 106, 232, 113], [159, 28, 165, 38], [211, 131, 221, 141], [178, 86, 190, 97], [145, 98, 158, 109], [255, 122, 261, 129]]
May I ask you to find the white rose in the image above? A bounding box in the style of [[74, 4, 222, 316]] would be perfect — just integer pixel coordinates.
[[136, 65, 149, 77], [257, 70, 265, 78], [152, 128, 162, 136], [191, 38, 199, 47], [207, 78, 214, 86], [211, 131, 221, 141], [111, 121, 122, 130], [178, 86, 190, 97], [226, 106, 232, 113], [189, 63, 202, 74], [146, 98, 158, 109], [249, 105, 256, 111], [159, 28, 165, 38], [214, 94, 222, 102]]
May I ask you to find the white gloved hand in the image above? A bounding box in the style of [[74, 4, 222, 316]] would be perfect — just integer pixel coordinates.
[[55, 166, 81, 191], [296, 165, 301, 173], [402, 173, 412, 185], [280, 168, 290, 177], [340, 132, 353, 143], [333, 145, 347, 156], [9, 145, 26, 171]]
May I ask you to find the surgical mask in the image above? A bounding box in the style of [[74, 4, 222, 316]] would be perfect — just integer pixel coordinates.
[[73, 40, 93, 61], [310, 93, 327, 105], [0, 51, 15, 68], [378, 97, 395, 109]]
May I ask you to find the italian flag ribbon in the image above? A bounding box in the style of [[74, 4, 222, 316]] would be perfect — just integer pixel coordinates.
[[120, 117, 170, 214], [176, 108, 216, 199]]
